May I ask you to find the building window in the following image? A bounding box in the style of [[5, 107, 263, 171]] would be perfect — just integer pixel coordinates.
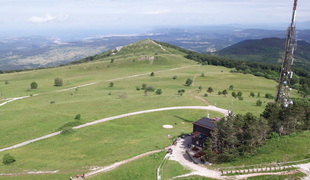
[[196, 141, 199, 145]]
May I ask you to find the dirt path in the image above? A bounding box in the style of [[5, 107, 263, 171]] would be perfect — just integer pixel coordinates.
[[0, 65, 198, 108], [77, 149, 163, 179], [150, 39, 172, 54], [189, 75, 213, 106], [0, 106, 229, 153]]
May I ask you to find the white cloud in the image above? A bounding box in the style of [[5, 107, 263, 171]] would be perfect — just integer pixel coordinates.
[[28, 14, 70, 23]]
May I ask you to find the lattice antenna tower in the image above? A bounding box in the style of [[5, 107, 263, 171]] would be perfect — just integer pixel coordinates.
[[275, 0, 298, 107]]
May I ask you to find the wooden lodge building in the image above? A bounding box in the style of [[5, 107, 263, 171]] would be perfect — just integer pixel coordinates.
[[191, 117, 220, 147]]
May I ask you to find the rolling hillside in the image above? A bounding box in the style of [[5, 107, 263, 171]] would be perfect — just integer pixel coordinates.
[[213, 37, 310, 70], [0, 39, 305, 179]]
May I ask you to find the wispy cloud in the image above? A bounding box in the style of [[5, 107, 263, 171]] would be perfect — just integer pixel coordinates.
[[28, 14, 70, 23], [142, 10, 170, 15]]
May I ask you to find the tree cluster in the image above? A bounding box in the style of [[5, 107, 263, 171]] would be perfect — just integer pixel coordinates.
[[204, 99, 310, 163]]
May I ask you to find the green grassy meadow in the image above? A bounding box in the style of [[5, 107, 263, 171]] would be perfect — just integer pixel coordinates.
[[0, 39, 302, 179]]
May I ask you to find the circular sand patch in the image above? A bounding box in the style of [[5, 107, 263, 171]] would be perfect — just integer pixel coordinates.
[[163, 125, 173, 129]]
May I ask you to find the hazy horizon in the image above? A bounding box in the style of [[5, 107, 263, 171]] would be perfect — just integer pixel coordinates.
[[1, 0, 309, 40]]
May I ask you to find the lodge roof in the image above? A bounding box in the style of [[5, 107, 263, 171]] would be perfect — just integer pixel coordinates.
[[193, 117, 216, 130]]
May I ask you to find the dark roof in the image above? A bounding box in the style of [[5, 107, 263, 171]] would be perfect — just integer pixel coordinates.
[[193, 117, 216, 130]]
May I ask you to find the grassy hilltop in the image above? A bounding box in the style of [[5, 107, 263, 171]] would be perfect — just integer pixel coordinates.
[[0, 39, 301, 179]]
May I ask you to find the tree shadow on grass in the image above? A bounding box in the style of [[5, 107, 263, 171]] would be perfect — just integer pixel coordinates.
[[174, 116, 195, 123]]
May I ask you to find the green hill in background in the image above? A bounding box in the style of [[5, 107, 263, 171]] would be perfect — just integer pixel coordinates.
[[212, 37, 310, 71]]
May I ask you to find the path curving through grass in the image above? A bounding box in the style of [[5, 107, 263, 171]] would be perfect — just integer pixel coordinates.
[[0, 106, 228, 153]]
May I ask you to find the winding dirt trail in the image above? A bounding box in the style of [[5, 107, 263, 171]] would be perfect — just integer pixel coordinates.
[[189, 75, 212, 106]]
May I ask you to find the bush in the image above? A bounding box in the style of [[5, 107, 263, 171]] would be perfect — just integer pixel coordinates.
[[155, 88, 162, 95], [218, 91, 222, 95], [172, 76, 177, 79], [30, 82, 38, 89], [270, 132, 279, 139], [136, 86, 140, 90], [54, 78, 63, 86], [150, 72, 154, 76], [238, 96, 243, 100], [237, 91, 242, 97], [111, 59, 114, 63], [50, 100, 55, 104], [204, 93, 208, 97], [185, 78, 193, 86], [265, 93, 274, 99], [250, 91, 255, 97], [256, 99, 262, 106], [3, 153, 15, 165], [178, 89, 186, 94], [5, 80, 8, 85], [146, 85, 155, 92], [75, 114, 81, 120], [142, 84, 147, 90], [201, 73, 205, 77], [232, 92, 237, 98], [109, 82, 114, 87], [229, 85, 234, 90], [61, 127, 75, 135]]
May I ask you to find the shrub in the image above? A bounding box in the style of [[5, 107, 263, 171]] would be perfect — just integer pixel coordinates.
[[185, 78, 193, 86], [250, 91, 255, 97], [30, 82, 38, 89], [136, 86, 140, 90], [229, 85, 234, 90], [265, 93, 274, 99], [54, 78, 63, 86], [232, 92, 237, 99], [146, 85, 155, 92], [257, 92, 260, 97], [3, 153, 15, 165], [50, 100, 55, 104], [198, 85, 202, 92], [256, 99, 262, 106], [172, 76, 177, 80], [150, 72, 154, 76], [218, 91, 222, 95], [75, 114, 81, 120], [201, 73, 205, 77], [111, 59, 114, 63], [270, 132, 279, 139], [61, 127, 75, 135], [178, 89, 186, 94], [109, 82, 114, 87], [238, 96, 243, 100], [5, 80, 8, 85], [142, 83, 147, 90], [155, 88, 162, 95], [108, 91, 111, 95], [204, 93, 208, 97], [237, 91, 242, 97]]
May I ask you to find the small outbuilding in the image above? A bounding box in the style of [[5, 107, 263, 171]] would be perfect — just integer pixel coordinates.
[[191, 117, 218, 147]]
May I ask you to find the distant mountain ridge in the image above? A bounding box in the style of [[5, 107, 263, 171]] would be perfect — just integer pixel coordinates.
[[213, 37, 310, 71]]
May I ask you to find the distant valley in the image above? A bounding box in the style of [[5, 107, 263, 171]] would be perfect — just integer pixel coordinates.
[[0, 27, 309, 70]]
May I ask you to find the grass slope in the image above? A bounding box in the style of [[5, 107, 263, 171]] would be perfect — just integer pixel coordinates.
[[0, 39, 301, 179]]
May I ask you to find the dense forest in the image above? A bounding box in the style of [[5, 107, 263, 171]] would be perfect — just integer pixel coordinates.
[[213, 38, 310, 71], [203, 99, 310, 163]]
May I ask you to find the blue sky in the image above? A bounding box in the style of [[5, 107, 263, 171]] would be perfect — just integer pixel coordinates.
[[0, 0, 309, 38]]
